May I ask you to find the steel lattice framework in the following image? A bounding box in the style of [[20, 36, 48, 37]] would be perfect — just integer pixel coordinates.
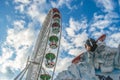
[[14, 8, 62, 80]]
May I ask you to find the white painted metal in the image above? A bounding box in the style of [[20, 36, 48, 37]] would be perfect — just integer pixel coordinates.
[[14, 8, 61, 80]]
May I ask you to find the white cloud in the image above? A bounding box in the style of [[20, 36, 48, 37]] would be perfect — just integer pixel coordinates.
[[57, 0, 66, 7], [67, 32, 87, 56], [66, 27, 75, 37], [26, 3, 46, 24], [14, 0, 48, 24], [59, 17, 88, 58], [51, 0, 75, 10], [56, 57, 73, 73], [51, 1, 57, 8], [89, 9, 120, 42], [15, 4, 25, 13], [66, 18, 87, 37], [6, 27, 34, 50], [14, 0, 31, 4], [14, 0, 31, 13], [93, 13, 104, 21], [68, 48, 85, 56], [91, 11, 119, 32], [106, 33, 120, 47], [109, 26, 118, 31], [91, 19, 111, 29], [95, 0, 114, 12], [91, 13, 110, 30], [61, 37, 73, 51], [51, 0, 66, 8], [0, 20, 36, 79], [72, 32, 88, 47], [0, 47, 13, 65], [90, 12, 120, 47], [27, 4, 39, 18], [13, 20, 25, 30]]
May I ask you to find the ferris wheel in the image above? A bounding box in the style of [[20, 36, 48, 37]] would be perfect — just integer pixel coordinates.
[[14, 8, 62, 80]]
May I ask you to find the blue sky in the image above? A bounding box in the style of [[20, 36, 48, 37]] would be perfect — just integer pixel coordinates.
[[0, 0, 120, 80]]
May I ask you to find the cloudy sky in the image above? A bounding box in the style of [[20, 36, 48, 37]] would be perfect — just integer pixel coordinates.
[[0, 0, 120, 80]]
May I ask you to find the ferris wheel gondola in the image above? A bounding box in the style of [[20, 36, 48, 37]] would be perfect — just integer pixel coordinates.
[[45, 53, 56, 68]]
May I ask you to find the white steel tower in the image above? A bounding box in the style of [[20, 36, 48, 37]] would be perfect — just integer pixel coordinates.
[[14, 8, 62, 80]]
